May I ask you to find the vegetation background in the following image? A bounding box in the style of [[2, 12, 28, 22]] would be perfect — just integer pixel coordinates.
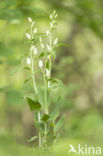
[[0, 0, 103, 155]]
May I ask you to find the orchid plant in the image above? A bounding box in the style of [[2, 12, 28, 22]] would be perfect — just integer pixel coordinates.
[[24, 10, 64, 148]]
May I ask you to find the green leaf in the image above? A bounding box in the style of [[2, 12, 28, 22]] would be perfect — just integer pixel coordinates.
[[54, 116, 64, 132], [39, 52, 44, 58], [26, 97, 41, 111], [53, 43, 69, 49], [24, 77, 31, 84], [28, 136, 38, 142], [24, 67, 31, 71], [50, 97, 62, 120], [41, 114, 50, 122]]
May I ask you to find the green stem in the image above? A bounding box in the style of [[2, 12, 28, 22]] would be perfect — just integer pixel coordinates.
[[30, 25, 42, 148]]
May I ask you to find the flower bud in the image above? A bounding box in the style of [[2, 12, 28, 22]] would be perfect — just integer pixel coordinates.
[[33, 28, 37, 33], [46, 69, 50, 77], [53, 37, 58, 45], [25, 33, 31, 39], [28, 17, 32, 22], [33, 47, 38, 55], [39, 60, 43, 68], [50, 14, 53, 19], [41, 43, 44, 49], [27, 57, 31, 65], [39, 37, 42, 42], [50, 22, 53, 28], [47, 44, 51, 51]]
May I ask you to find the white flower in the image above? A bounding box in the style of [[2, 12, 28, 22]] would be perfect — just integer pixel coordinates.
[[53, 10, 56, 15], [50, 22, 53, 28], [27, 57, 31, 65], [53, 37, 58, 45], [50, 14, 53, 19], [28, 17, 32, 22], [55, 14, 58, 18], [25, 33, 31, 39], [41, 43, 44, 49], [47, 44, 51, 51], [33, 28, 37, 33], [47, 55, 50, 59], [39, 60, 43, 68], [45, 69, 50, 77], [46, 30, 50, 35], [39, 37, 42, 42], [33, 47, 38, 55], [30, 45, 35, 51]]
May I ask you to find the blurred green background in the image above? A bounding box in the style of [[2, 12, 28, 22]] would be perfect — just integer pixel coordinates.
[[0, 0, 103, 155]]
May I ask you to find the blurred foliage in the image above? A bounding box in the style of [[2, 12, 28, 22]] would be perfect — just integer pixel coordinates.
[[0, 0, 103, 155]]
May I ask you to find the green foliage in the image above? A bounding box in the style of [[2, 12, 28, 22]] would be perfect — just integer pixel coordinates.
[[28, 136, 38, 142], [26, 97, 41, 111]]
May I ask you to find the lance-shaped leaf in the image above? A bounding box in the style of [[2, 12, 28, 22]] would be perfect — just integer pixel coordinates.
[[28, 136, 38, 142], [26, 97, 41, 111], [54, 116, 64, 132], [41, 113, 50, 122]]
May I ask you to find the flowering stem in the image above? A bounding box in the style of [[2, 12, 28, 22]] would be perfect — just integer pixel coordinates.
[[30, 25, 42, 148]]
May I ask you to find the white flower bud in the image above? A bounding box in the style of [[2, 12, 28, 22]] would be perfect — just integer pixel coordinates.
[[41, 43, 44, 49], [33, 47, 38, 55], [39, 60, 43, 68], [30, 45, 35, 51], [39, 37, 42, 42], [50, 22, 53, 28], [46, 69, 50, 77], [55, 14, 58, 18], [25, 33, 31, 39], [53, 10, 56, 15], [27, 57, 31, 65], [46, 30, 50, 35], [28, 17, 32, 22], [46, 44, 51, 51], [33, 28, 37, 33], [53, 37, 58, 45], [50, 14, 53, 19]]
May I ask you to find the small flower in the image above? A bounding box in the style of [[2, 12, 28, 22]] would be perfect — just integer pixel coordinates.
[[33, 28, 37, 33], [53, 37, 58, 45], [50, 14, 53, 19], [46, 30, 50, 35], [47, 55, 50, 59], [50, 22, 53, 28], [45, 69, 50, 77], [39, 60, 43, 68], [55, 14, 58, 18], [46, 44, 51, 51], [30, 45, 35, 51], [28, 17, 32, 22], [25, 33, 31, 39], [53, 10, 56, 15], [41, 43, 44, 49], [39, 37, 42, 42], [33, 47, 38, 55], [27, 57, 31, 65]]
